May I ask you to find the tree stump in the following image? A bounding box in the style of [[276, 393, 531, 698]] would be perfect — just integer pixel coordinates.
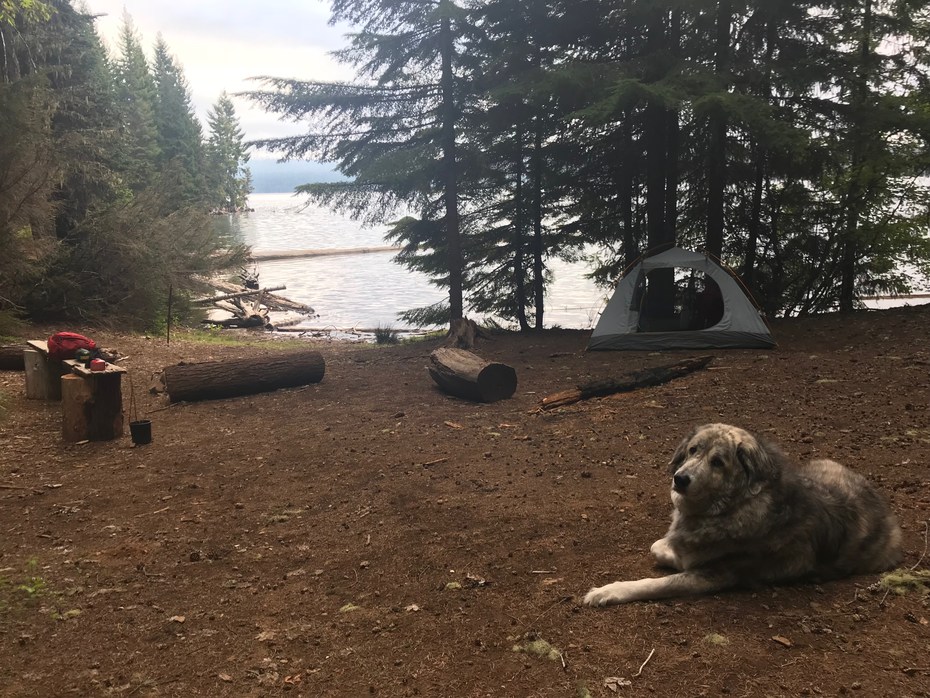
[[428, 348, 517, 402], [446, 317, 489, 349], [163, 350, 325, 403], [61, 371, 125, 441], [61, 374, 93, 442], [24, 344, 67, 400]]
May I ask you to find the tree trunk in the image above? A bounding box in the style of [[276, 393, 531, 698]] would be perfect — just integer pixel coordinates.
[[619, 115, 637, 267], [512, 124, 530, 331], [743, 148, 766, 294], [163, 350, 325, 403], [664, 10, 681, 241], [428, 348, 517, 403], [644, 8, 675, 319], [706, 0, 731, 259], [743, 18, 777, 296], [531, 119, 545, 330], [439, 6, 464, 324], [839, 0, 873, 313]]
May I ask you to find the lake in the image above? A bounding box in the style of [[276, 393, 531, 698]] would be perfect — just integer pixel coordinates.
[[217, 193, 928, 332], [217, 192, 606, 330]]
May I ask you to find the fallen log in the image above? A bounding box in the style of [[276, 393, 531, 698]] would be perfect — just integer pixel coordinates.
[[251, 246, 400, 261], [163, 350, 325, 403], [428, 347, 517, 402], [0, 344, 25, 370], [540, 355, 714, 410]]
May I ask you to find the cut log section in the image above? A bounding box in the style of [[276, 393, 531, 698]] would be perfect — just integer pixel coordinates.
[[428, 348, 517, 403], [61, 370, 125, 441], [61, 374, 94, 442], [163, 350, 325, 403], [0, 344, 25, 370], [540, 355, 714, 410]]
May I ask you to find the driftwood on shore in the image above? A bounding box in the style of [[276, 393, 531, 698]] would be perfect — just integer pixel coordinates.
[[428, 348, 517, 403], [540, 355, 714, 410], [163, 351, 325, 403], [250, 246, 400, 261], [194, 275, 315, 314], [192, 275, 316, 330]]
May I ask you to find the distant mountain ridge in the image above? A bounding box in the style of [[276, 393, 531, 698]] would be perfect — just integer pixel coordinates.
[[249, 159, 345, 194]]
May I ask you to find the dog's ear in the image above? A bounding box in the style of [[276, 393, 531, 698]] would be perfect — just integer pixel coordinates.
[[736, 436, 782, 492], [669, 428, 697, 473]]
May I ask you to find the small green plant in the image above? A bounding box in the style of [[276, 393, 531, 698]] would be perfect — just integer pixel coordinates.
[[374, 325, 400, 345], [1, 558, 53, 614], [15, 558, 47, 600], [511, 634, 563, 662]]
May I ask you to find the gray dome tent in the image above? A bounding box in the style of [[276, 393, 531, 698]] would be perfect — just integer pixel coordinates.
[[588, 247, 775, 351]]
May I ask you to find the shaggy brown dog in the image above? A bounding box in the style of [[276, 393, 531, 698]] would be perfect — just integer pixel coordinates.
[[584, 424, 902, 606]]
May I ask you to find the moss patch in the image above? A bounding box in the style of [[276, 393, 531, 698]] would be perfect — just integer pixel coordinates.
[[878, 568, 930, 595]]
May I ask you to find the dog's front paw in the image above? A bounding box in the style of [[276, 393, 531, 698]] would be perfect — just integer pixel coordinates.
[[583, 581, 639, 606], [650, 537, 681, 570]]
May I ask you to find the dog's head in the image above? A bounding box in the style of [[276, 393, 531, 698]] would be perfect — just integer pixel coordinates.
[[667, 423, 782, 515]]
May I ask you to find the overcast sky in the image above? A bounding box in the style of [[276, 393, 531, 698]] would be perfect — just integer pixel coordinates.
[[80, 0, 353, 159]]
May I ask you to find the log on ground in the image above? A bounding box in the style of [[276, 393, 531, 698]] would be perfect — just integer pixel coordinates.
[[163, 350, 325, 403], [428, 347, 517, 402], [541, 355, 713, 410], [0, 344, 25, 370]]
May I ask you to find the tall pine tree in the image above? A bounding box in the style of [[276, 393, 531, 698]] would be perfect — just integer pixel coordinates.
[[153, 35, 206, 206], [205, 92, 251, 212], [245, 0, 471, 330], [111, 12, 159, 192]]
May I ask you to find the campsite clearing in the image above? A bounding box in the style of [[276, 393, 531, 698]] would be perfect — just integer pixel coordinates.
[[0, 306, 928, 697]]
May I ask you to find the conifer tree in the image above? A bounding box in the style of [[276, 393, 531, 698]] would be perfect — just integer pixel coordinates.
[[111, 12, 159, 192], [245, 0, 471, 329], [152, 35, 206, 205], [205, 92, 251, 212]]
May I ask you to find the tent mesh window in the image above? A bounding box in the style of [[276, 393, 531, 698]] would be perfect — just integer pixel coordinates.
[[635, 268, 722, 332]]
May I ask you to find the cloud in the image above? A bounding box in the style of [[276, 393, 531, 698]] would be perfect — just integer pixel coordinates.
[[81, 0, 352, 148]]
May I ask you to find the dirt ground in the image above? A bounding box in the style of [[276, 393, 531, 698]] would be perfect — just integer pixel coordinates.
[[0, 307, 929, 698]]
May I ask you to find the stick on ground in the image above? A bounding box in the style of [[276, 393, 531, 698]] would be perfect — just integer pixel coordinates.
[[540, 355, 713, 410]]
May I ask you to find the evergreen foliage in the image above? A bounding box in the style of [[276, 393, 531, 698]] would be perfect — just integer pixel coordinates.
[[248, 0, 930, 323], [246, 0, 471, 324], [3, 1, 930, 330], [205, 92, 252, 212], [0, 3, 246, 329], [153, 35, 207, 206]]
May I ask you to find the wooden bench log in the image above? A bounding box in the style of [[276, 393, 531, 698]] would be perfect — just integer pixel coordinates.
[[24, 341, 68, 400], [163, 350, 325, 403], [61, 374, 94, 442], [428, 348, 517, 403]]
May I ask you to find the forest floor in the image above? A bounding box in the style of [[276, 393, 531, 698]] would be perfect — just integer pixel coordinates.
[[0, 306, 929, 697]]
